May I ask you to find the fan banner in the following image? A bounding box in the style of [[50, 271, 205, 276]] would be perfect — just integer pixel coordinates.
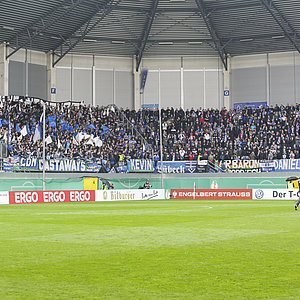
[[140, 68, 148, 94]]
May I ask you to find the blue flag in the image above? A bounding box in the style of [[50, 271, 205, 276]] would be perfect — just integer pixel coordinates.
[[87, 123, 96, 130], [61, 120, 67, 131], [16, 124, 21, 133], [48, 115, 56, 122], [26, 124, 31, 135], [49, 120, 56, 128], [101, 125, 109, 135], [2, 119, 8, 125], [26, 124, 31, 134]]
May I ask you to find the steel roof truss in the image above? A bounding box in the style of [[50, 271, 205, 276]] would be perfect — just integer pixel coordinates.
[[136, 0, 159, 71], [52, 0, 121, 67], [260, 0, 300, 54], [6, 0, 86, 59], [194, 0, 228, 70]]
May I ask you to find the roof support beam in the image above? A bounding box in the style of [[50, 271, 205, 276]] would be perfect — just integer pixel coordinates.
[[194, 0, 228, 70], [260, 0, 300, 54], [6, 0, 85, 59], [52, 0, 120, 67], [102, 3, 262, 14], [136, 0, 159, 71]]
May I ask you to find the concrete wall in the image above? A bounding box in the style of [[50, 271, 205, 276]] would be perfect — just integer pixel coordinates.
[[231, 52, 300, 107], [141, 57, 224, 109], [2, 43, 300, 109], [4, 48, 48, 99]]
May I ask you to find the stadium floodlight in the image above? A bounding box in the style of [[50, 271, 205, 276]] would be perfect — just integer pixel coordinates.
[[188, 41, 203, 44], [2, 25, 14, 31], [111, 40, 125, 44], [158, 42, 174, 45], [84, 39, 97, 42], [272, 35, 285, 39], [239, 38, 254, 42]]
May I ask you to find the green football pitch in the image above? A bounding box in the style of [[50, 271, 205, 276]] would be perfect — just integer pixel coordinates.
[[0, 200, 300, 299]]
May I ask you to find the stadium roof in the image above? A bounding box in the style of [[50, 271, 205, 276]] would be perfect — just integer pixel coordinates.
[[1, 0, 300, 69]]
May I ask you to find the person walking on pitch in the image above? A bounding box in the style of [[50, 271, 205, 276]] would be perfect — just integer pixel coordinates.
[[286, 176, 300, 210]]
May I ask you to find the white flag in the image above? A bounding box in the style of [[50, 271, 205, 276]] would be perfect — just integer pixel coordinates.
[[84, 133, 90, 140], [45, 135, 53, 145], [33, 125, 41, 143], [3, 130, 8, 142], [20, 126, 28, 136], [72, 136, 79, 145], [86, 137, 94, 145], [57, 138, 62, 149], [93, 136, 103, 147], [76, 132, 84, 143]]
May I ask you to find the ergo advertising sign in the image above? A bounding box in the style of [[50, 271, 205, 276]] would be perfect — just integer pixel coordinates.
[[9, 190, 95, 204]]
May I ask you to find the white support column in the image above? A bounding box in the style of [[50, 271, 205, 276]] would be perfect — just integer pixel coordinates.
[[133, 56, 141, 110], [266, 54, 270, 106], [71, 55, 74, 101], [0, 43, 9, 96], [113, 68, 116, 105], [180, 57, 184, 109], [25, 49, 29, 97], [180, 68, 184, 109], [293, 52, 296, 105], [223, 56, 231, 109], [203, 67, 206, 109], [47, 53, 56, 101], [92, 56, 96, 106]]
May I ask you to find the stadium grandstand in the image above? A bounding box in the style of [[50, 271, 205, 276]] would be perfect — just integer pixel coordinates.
[[1, 0, 300, 299], [0, 0, 300, 174]]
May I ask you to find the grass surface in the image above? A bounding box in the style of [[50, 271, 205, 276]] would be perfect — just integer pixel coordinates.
[[0, 200, 300, 299]]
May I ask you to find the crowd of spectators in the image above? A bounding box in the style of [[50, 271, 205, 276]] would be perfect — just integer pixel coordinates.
[[0, 97, 300, 166]]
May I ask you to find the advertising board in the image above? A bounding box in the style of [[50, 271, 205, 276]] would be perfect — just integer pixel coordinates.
[[9, 190, 95, 204], [0, 192, 9, 205], [96, 189, 165, 201], [171, 189, 252, 200], [253, 189, 299, 200]]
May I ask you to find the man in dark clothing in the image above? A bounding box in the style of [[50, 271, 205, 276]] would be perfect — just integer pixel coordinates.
[[143, 180, 152, 189]]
